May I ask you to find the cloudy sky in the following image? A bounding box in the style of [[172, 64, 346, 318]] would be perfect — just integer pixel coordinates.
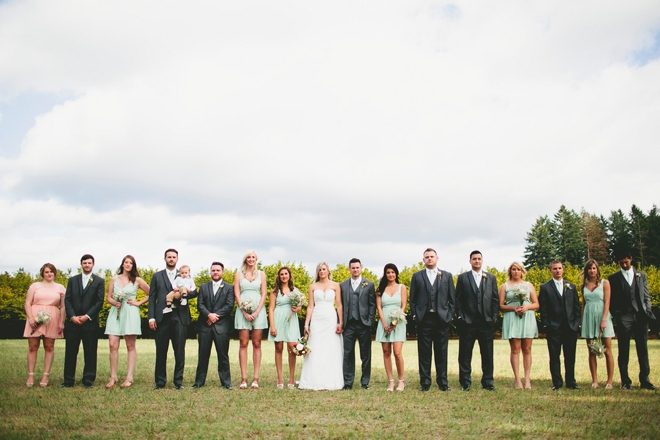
[[1, 1, 659, 277]]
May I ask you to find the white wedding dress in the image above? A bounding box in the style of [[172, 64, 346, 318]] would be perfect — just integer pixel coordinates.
[[298, 289, 344, 390]]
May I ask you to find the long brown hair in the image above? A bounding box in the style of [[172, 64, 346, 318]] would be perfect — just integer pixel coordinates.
[[272, 267, 295, 295], [581, 259, 601, 291], [118, 255, 140, 283]]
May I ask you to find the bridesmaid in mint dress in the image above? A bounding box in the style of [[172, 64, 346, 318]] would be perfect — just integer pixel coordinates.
[[268, 267, 303, 389], [234, 250, 268, 389], [580, 259, 615, 389], [104, 255, 150, 389], [375, 263, 408, 392], [499, 262, 539, 389]]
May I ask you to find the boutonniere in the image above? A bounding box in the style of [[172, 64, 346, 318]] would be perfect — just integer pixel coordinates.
[[564, 283, 570, 290], [87, 277, 93, 287], [437, 272, 442, 279], [361, 281, 368, 288], [482, 274, 488, 280], [635, 273, 640, 279]]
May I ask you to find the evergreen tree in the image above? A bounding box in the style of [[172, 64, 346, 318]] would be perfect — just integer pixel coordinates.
[[552, 205, 587, 266], [646, 205, 660, 267], [523, 215, 555, 269], [582, 211, 609, 264], [606, 209, 633, 261], [629, 204, 649, 266]]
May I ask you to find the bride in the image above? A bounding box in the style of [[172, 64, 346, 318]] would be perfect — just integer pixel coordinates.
[[298, 262, 344, 390]]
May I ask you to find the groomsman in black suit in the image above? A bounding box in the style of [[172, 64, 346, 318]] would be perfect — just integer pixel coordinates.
[[148, 249, 198, 390], [61, 254, 105, 388], [409, 248, 455, 391], [455, 251, 499, 391], [192, 262, 235, 389], [608, 250, 657, 390], [340, 258, 376, 390], [538, 260, 581, 390]]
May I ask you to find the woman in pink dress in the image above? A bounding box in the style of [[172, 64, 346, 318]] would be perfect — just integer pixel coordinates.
[[23, 263, 66, 387]]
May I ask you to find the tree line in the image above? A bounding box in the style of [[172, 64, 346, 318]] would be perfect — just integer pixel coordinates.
[[523, 204, 660, 269], [2, 260, 659, 338]]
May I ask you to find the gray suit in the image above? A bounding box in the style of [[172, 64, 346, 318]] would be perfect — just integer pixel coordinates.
[[340, 278, 376, 388], [194, 280, 234, 387]]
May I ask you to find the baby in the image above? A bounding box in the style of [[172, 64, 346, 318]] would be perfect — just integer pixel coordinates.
[[163, 265, 196, 314]]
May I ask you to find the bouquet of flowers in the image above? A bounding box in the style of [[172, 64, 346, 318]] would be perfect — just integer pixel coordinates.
[[588, 331, 606, 358], [287, 290, 308, 322], [292, 336, 311, 356], [511, 284, 529, 319], [240, 299, 256, 328], [30, 310, 51, 335], [387, 307, 407, 327], [112, 290, 130, 320]]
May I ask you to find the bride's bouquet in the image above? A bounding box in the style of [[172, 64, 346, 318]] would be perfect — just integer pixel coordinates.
[[588, 331, 606, 358], [287, 290, 308, 322], [292, 336, 311, 357], [30, 311, 51, 335], [387, 307, 407, 328], [510, 284, 529, 319], [112, 290, 130, 320]]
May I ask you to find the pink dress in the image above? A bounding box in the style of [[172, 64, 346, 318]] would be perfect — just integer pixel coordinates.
[[23, 282, 65, 339]]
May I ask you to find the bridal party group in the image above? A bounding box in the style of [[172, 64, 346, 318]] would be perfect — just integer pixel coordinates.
[[23, 247, 656, 393]]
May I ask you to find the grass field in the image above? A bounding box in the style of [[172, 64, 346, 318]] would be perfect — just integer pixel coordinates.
[[0, 338, 659, 439]]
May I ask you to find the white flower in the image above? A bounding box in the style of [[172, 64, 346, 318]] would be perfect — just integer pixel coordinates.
[[296, 343, 304, 351]]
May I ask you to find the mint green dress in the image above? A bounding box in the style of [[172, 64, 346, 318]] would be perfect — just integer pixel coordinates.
[[501, 282, 538, 340], [267, 290, 302, 342], [234, 271, 268, 330], [581, 280, 615, 339], [105, 282, 142, 336], [375, 284, 407, 343]]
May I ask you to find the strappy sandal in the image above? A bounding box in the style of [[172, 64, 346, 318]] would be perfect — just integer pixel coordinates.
[[239, 379, 248, 389], [120, 378, 133, 388], [397, 379, 405, 392], [605, 383, 613, 390], [387, 379, 395, 392], [288, 383, 295, 390], [26, 372, 34, 387], [276, 383, 284, 389], [251, 379, 259, 389], [105, 377, 118, 389], [39, 372, 50, 387]]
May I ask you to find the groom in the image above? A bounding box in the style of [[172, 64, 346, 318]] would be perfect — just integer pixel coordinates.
[[340, 258, 376, 390], [410, 248, 455, 391], [62, 254, 105, 388], [148, 249, 198, 390], [192, 262, 234, 390]]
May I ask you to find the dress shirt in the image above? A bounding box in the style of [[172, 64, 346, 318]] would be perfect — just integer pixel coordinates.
[[351, 277, 362, 291], [554, 279, 563, 296], [426, 268, 437, 285], [472, 271, 482, 288], [621, 268, 634, 286]]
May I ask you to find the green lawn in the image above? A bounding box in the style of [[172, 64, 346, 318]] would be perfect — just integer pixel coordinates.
[[0, 338, 658, 439]]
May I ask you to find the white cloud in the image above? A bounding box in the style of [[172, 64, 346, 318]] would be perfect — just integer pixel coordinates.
[[1, 1, 659, 275]]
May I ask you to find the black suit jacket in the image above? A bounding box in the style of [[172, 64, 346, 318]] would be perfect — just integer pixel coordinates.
[[340, 278, 376, 327], [409, 269, 455, 324], [148, 269, 198, 325], [64, 274, 105, 331], [197, 281, 235, 334], [455, 271, 498, 324], [538, 280, 581, 332], [608, 270, 655, 321]]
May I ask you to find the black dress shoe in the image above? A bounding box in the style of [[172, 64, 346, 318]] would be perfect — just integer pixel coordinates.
[[567, 385, 580, 390], [621, 383, 632, 390], [84, 384, 94, 389], [59, 383, 73, 388], [461, 386, 470, 392], [420, 385, 430, 392], [361, 384, 369, 390], [153, 385, 164, 390], [483, 385, 496, 391], [551, 386, 562, 391], [640, 383, 658, 390], [175, 385, 184, 390], [191, 384, 203, 389], [439, 386, 450, 391], [342, 385, 352, 390], [224, 385, 232, 390]]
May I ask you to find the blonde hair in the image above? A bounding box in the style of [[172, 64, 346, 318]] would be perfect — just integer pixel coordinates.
[[315, 262, 332, 282], [179, 265, 190, 275], [507, 261, 527, 280], [240, 251, 258, 281]]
